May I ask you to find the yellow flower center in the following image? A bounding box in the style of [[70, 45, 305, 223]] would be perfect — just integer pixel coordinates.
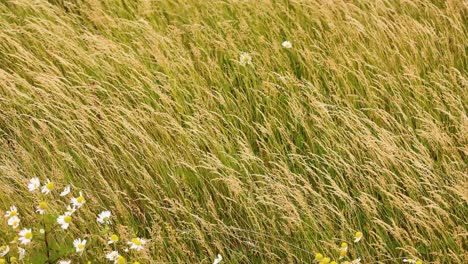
[[9, 211, 17, 217], [355, 231, 362, 238], [131, 238, 142, 246], [341, 242, 348, 248], [24, 232, 32, 240], [9, 257, 17, 263], [77, 244, 84, 250], [46, 182, 54, 190], [77, 196, 85, 203], [117, 256, 126, 264], [39, 201, 48, 210], [12, 220, 19, 226], [315, 253, 323, 260], [110, 234, 119, 241], [0, 259, 5, 264], [0, 246, 5, 251], [64, 215, 72, 223]]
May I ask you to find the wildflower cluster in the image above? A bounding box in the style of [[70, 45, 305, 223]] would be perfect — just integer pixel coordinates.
[[238, 40, 292, 66], [314, 231, 423, 264], [97, 210, 148, 263], [314, 231, 363, 264], [1, 178, 148, 263]]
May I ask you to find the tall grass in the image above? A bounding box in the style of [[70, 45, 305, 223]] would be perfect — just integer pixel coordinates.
[[0, 0, 466, 262]]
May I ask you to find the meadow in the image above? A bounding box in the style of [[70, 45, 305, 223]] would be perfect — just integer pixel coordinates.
[[0, 0, 466, 263]]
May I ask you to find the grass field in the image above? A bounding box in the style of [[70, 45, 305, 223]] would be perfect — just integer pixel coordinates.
[[0, 0, 467, 263]]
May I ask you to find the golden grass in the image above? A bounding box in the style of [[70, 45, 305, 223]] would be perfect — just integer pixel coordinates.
[[0, 0, 466, 263]]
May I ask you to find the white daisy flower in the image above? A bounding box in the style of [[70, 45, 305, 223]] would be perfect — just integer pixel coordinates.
[[351, 257, 362, 264], [339, 242, 348, 259], [36, 201, 48, 215], [71, 192, 85, 208], [73, 238, 86, 253], [18, 228, 33, 245], [213, 253, 223, 264], [66, 205, 77, 215], [0, 245, 10, 257], [60, 185, 71, 196], [354, 231, 363, 243], [106, 251, 120, 261], [41, 179, 54, 194], [116, 256, 126, 264], [239, 52, 252, 66], [282, 40, 292, 49], [123, 248, 129, 253], [108, 234, 119, 244], [403, 259, 422, 264], [7, 216, 20, 229], [340, 242, 348, 251], [57, 213, 72, 230], [5, 206, 18, 218], [127, 238, 146, 251], [97, 211, 112, 225], [18, 247, 26, 260], [28, 178, 40, 192], [58, 260, 71, 264], [39, 229, 45, 234]]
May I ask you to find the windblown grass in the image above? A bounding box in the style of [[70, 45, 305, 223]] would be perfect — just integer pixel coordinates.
[[0, 0, 466, 263]]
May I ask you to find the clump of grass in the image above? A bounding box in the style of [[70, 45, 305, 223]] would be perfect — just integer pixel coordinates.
[[0, 0, 466, 263]]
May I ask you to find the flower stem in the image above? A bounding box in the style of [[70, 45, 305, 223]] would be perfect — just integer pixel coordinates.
[[43, 215, 51, 264]]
